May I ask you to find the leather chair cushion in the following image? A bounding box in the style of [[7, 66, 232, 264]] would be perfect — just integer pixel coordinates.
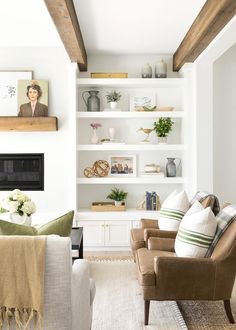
[[136, 248, 175, 286], [130, 228, 145, 250]]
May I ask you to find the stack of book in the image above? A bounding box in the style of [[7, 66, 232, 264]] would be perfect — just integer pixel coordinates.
[[145, 191, 160, 210]]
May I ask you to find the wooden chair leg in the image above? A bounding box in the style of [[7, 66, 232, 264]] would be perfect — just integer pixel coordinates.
[[224, 300, 235, 323], [144, 300, 150, 325]]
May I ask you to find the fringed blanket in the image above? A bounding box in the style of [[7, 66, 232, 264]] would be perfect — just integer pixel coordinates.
[[0, 236, 46, 330]]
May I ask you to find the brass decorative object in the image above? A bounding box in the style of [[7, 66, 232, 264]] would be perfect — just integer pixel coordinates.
[[84, 160, 110, 178], [137, 127, 154, 143]]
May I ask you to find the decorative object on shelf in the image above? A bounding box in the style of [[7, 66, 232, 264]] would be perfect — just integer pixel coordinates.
[[0, 71, 32, 116], [93, 160, 110, 177], [90, 122, 102, 144], [108, 154, 136, 177], [141, 63, 152, 78], [0, 189, 36, 226], [105, 90, 122, 109], [137, 127, 154, 143], [145, 191, 161, 210], [101, 138, 125, 145], [144, 163, 161, 173], [141, 106, 174, 112], [108, 127, 116, 140], [155, 59, 167, 78], [82, 90, 100, 112], [166, 157, 181, 177], [106, 187, 128, 206], [18, 79, 49, 117], [90, 73, 128, 78], [91, 201, 126, 211], [130, 94, 155, 111], [83, 160, 110, 178], [153, 117, 174, 144]]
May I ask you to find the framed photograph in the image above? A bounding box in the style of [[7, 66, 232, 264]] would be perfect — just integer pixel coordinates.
[[108, 154, 136, 177], [0, 71, 32, 116], [17, 80, 48, 117], [130, 94, 155, 111]]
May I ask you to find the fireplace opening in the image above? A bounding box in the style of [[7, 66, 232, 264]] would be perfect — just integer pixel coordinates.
[[0, 154, 44, 191]]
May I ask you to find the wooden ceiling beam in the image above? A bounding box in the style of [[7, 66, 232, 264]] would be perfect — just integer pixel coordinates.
[[44, 0, 87, 71], [173, 0, 236, 72]]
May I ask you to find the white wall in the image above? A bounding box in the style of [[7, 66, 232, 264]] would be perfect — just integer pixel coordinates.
[[0, 47, 76, 219], [213, 44, 236, 203]]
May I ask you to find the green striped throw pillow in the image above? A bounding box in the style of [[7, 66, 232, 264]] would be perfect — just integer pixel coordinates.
[[175, 202, 217, 258], [158, 190, 189, 230]]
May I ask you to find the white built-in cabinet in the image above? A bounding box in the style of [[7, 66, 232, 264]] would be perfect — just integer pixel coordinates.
[[75, 78, 189, 250]]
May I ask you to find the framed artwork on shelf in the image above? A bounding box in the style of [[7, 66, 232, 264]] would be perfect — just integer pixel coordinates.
[[108, 154, 136, 177], [17, 79, 48, 117], [0, 71, 32, 116], [129, 94, 155, 111]]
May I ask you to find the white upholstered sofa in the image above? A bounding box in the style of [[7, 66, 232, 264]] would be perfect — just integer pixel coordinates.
[[2, 236, 95, 330]]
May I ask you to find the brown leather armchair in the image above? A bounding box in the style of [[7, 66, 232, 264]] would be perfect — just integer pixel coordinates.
[[130, 194, 219, 260], [135, 219, 236, 325]]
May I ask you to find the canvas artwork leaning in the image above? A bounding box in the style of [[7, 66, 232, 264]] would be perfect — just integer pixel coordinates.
[[17, 80, 49, 117]]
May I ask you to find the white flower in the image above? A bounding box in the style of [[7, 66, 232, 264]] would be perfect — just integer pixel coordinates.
[[21, 201, 36, 216], [8, 200, 20, 213]]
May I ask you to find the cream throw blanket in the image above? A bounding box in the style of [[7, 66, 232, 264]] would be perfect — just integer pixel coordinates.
[[0, 236, 46, 330]]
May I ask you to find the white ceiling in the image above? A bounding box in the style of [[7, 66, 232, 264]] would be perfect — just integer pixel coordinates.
[[74, 0, 207, 55], [0, 0, 206, 56]]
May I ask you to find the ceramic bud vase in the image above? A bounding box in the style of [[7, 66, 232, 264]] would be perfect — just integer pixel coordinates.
[[10, 213, 32, 226], [91, 129, 99, 144], [109, 127, 116, 140], [109, 102, 118, 110]]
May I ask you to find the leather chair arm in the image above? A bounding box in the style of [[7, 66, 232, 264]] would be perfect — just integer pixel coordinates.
[[154, 256, 216, 299], [148, 237, 175, 251], [140, 218, 159, 229], [144, 228, 177, 245]]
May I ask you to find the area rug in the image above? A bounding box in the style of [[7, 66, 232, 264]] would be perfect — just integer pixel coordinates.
[[178, 300, 236, 329], [89, 260, 187, 330]]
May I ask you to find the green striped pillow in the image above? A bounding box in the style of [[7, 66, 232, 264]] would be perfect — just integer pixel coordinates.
[[158, 190, 189, 230], [175, 202, 217, 258]]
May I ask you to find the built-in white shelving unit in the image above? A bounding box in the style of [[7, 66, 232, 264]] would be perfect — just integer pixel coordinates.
[[76, 77, 189, 250]]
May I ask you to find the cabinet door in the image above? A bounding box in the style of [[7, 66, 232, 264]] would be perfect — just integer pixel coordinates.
[[105, 221, 131, 247], [80, 221, 104, 247]]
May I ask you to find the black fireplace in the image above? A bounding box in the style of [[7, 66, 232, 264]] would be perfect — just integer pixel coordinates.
[[0, 154, 44, 191]]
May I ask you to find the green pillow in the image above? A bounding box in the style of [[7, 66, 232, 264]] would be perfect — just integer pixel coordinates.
[[0, 210, 74, 237]]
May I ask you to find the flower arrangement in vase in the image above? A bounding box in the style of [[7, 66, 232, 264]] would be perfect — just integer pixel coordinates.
[[105, 90, 122, 109], [0, 189, 36, 225], [90, 122, 102, 144]]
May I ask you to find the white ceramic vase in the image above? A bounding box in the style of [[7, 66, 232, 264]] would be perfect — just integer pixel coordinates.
[[109, 127, 116, 140], [114, 201, 123, 206], [110, 102, 118, 110], [91, 129, 99, 144], [10, 213, 32, 226]]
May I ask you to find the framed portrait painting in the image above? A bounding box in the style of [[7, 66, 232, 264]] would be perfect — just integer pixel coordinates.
[[108, 154, 136, 177], [17, 80, 48, 117], [0, 71, 32, 116]]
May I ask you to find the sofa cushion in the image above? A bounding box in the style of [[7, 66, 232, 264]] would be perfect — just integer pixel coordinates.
[[190, 191, 220, 215], [0, 210, 74, 237], [158, 190, 189, 231], [175, 202, 217, 258], [205, 204, 236, 257]]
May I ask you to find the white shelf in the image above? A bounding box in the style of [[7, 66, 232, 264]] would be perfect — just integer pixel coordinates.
[[76, 209, 160, 221], [76, 111, 185, 118], [76, 144, 186, 151], [76, 177, 185, 184], [76, 78, 184, 88]]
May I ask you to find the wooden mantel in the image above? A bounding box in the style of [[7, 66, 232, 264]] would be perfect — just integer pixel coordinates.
[[0, 117, 58, 132]]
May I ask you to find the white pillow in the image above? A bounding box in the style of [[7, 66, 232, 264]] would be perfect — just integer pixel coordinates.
[[175, 202, 217, 258], [158, 190, 189, 231]]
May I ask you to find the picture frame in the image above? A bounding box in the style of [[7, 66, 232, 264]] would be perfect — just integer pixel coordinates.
[[108, 154, 136, 177], [129, 93, 155, 111], [0, 71, 33, 116], [17, 79, 49, 117]]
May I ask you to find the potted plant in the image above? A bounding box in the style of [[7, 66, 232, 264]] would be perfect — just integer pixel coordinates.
[[106, 187, 128, 206], [105, 90, 122, 109], [153, 117, 174, 144]]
